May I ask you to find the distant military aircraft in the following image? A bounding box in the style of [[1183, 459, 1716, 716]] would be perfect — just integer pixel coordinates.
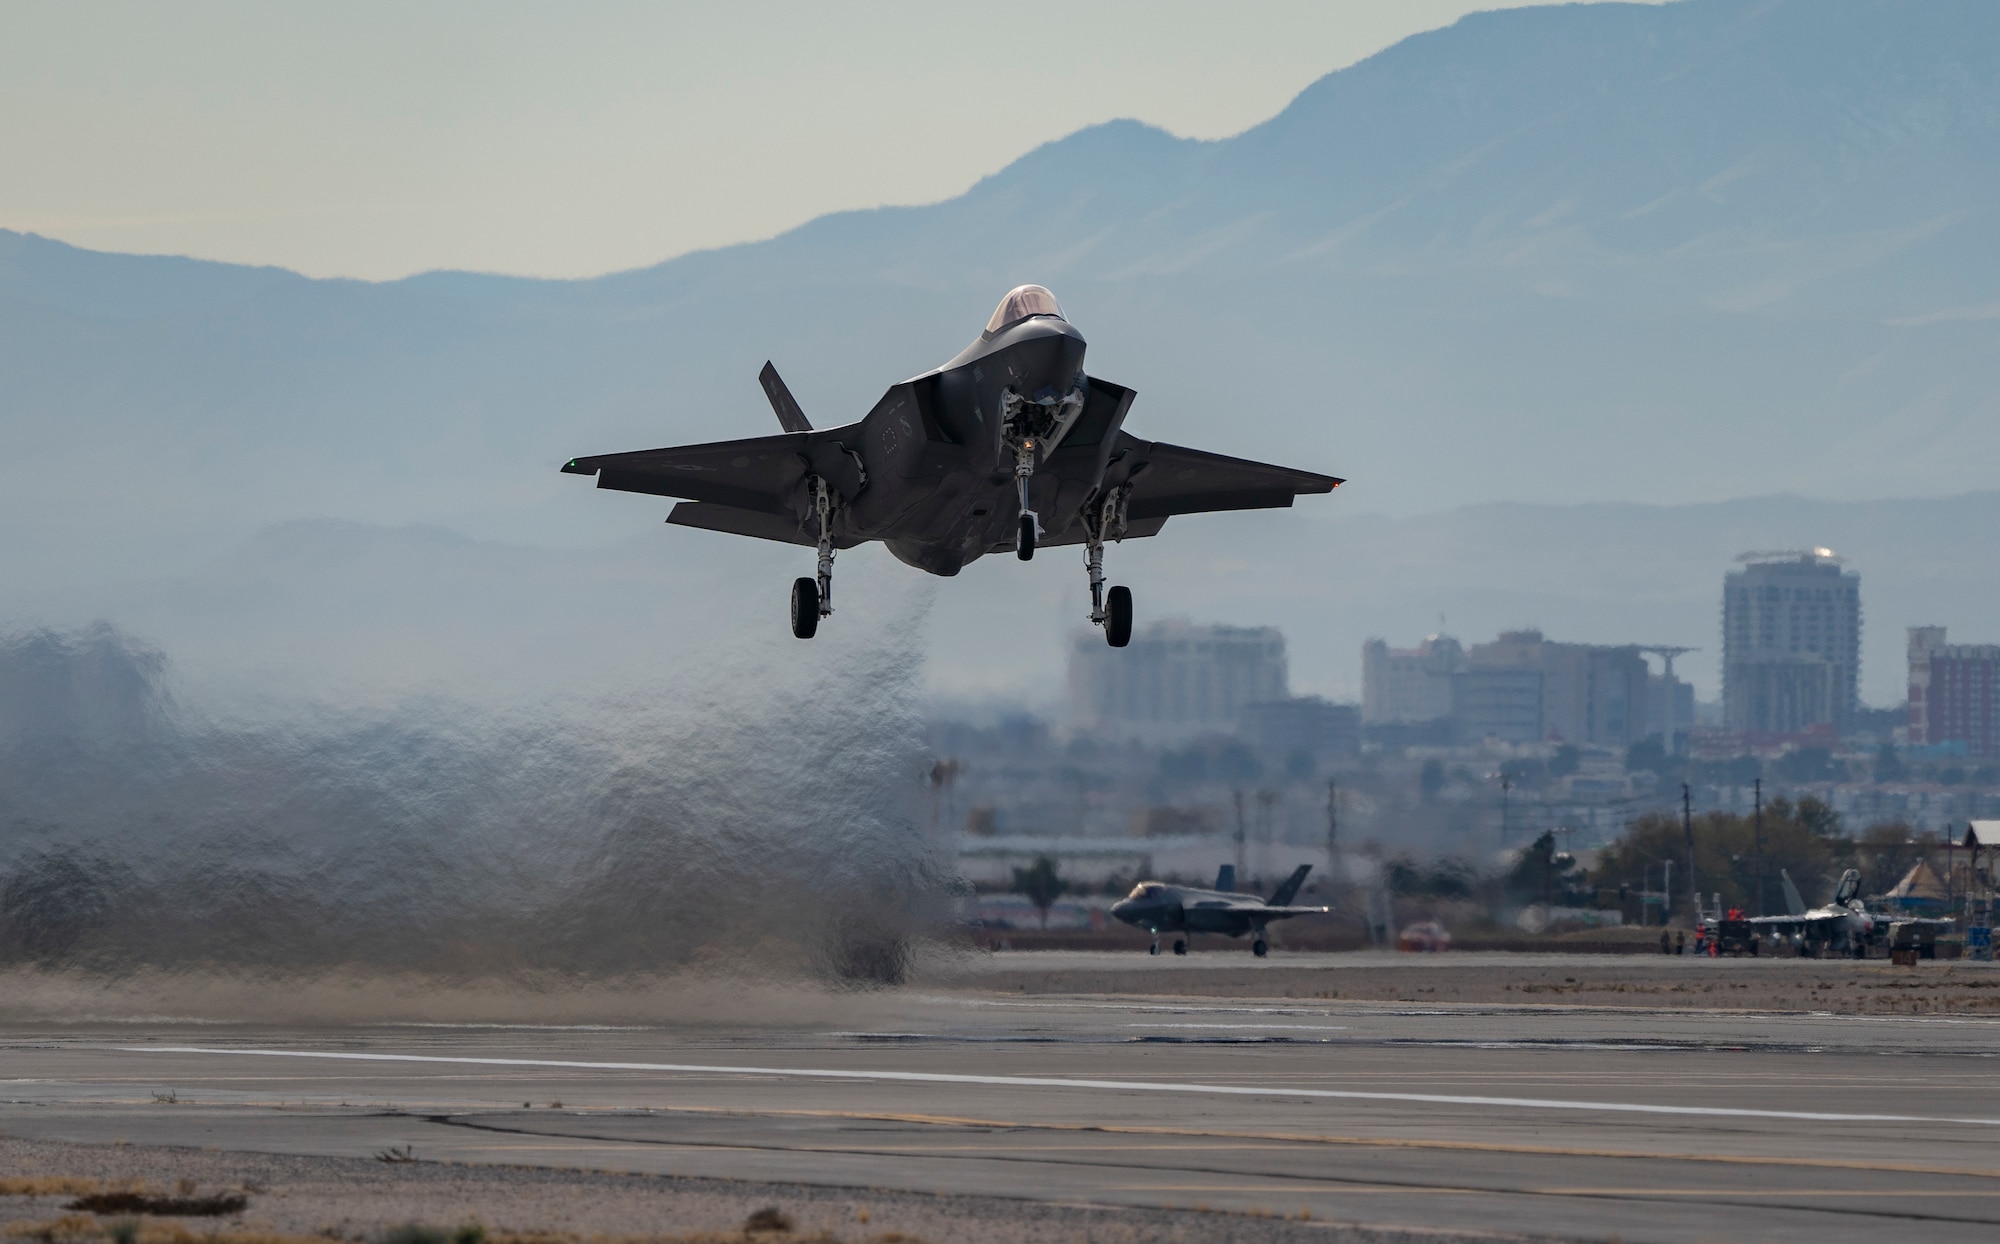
[[562, 286, 1341, 643], [1745, 867, 1952, 958], [1111, 863, 1329, 957]]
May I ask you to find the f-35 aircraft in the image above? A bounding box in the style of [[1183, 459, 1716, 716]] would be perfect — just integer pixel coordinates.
[[562, 286, 1341, 643], [1111, 863, 1329, 957]]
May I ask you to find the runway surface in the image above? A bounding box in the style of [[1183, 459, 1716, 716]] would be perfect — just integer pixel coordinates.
[[7, 962, 2000, 1242]]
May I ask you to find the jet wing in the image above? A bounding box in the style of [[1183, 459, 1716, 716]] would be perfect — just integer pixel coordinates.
[[562, 432, 810, 515], [1253, 906, 1332, 919], [1109, 435, 1342, 522]]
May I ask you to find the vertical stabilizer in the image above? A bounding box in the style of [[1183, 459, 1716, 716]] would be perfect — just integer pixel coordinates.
[[1269, 864, 1313, 906], [1214, 864, 1236, 893], [1780, 869, 1806, 916], [759, 362, 812, 433]]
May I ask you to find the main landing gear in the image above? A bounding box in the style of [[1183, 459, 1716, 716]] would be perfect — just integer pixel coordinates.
[[1083, 488, 1133, 647], [1171, 938, 1188, 956], [1252, 937, 1269, 958], [791, 478, 837, 640]]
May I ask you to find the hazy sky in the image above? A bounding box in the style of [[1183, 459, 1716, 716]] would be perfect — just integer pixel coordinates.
[[3, 0, 1656, 281]]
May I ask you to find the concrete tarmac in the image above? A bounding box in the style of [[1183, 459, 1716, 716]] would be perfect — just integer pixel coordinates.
[[7, 957, 2000, 1242]]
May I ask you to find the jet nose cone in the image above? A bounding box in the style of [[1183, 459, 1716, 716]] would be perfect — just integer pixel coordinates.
[[1110, 899, 1136, 923]]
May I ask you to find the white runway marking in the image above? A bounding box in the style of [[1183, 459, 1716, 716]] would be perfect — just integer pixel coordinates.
[[1120, 1032, 1352, 1040], [124, 1046, 2000, 1128]]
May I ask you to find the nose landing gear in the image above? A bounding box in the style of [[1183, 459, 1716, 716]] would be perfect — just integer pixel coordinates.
[[1002, 387, 1080, 562]]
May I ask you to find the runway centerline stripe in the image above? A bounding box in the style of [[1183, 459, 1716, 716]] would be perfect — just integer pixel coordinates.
[[122, 1046, 2000, 1128]]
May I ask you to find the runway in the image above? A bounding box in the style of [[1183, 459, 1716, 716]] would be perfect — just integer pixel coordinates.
[[7, 966, 2000, 1242]]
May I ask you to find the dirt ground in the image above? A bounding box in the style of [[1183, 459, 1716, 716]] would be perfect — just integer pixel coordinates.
[[0, 1138, 1545, 1244], [942, 952, 2000, 1014]]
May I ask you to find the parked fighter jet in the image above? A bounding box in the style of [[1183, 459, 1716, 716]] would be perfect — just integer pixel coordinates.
[[561, 286, 1341, 643], [1746, 867, 1952, 958], [1111, 863, 1328, 957]]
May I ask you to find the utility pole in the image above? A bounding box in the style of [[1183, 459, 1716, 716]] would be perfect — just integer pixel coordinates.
[[1754, 777, 1765, 915], [1325, 779, 1338, 871], [1499, 772, 1514, 845], [1682, 782, 1700, 926], [1947, 824, 1956, 916], [1257, 789, 1279, 885], [1232, 788, 1247, 888]]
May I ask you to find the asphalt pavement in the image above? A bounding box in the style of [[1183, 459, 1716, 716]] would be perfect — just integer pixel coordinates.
[[6, 959, 2000, 1242]]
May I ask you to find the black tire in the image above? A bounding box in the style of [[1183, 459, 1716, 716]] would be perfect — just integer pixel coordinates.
[[1148, 943, 1160, 957], [1171, 938, 1187, 956], [1105, 584, 1133, 647], [1252, 939, 1268, 958], [790, 577, 819, 639], [1017, 513, 1036, 561]]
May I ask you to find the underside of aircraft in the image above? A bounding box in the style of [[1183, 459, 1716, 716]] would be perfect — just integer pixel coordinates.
[[562, 286, 1341, 643]]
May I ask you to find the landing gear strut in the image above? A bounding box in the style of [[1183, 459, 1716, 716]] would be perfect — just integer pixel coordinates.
[[1014, 440, 1039, 561], [1001, 387, 1080, 562], [1083, 488, 1133, 647], [792, 477, 837, 639]]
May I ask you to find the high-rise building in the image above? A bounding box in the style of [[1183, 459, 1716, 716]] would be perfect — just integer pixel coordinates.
[[1068, 620, 1288, 743], [1361, 634, 1464, 724], [1721, 550, 1861, 735], [1908, 626, 2000, 757], [1450, 665, 1544, 744]]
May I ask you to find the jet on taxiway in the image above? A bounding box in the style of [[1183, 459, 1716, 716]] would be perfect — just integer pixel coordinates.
[[1746, 867, 1951, 958], [1111, 863, 1329, 957], [562, 286, 1341, 643]]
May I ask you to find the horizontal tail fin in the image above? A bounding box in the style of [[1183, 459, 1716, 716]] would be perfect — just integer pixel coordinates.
[[1269, 863, 1312, 906], [759, 361, 812, 433]]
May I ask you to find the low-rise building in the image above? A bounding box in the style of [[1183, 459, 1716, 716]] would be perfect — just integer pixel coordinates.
[[1239, 696, 1359, 757]]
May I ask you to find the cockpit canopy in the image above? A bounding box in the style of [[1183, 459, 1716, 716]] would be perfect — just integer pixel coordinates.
[[985, 284, 1065, 334], [1126, 883, 1164, 900]]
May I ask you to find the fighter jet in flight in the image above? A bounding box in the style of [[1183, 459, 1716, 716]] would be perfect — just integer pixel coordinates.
[[1111, 864, 1329, 957], [562, 286, 1341, 643]]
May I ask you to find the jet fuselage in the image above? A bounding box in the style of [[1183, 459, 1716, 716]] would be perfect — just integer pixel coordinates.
[[869, 315, 1101, 576]]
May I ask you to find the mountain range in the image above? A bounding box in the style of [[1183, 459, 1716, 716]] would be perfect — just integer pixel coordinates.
[[4, 0, 1997, 710]]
